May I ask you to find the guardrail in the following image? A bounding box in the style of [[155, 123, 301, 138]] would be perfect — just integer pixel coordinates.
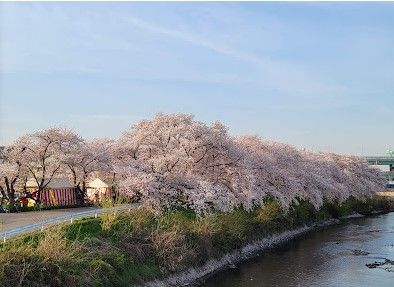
[[0, 204, 137, 242]]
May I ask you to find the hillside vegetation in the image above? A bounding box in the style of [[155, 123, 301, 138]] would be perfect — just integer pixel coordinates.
[[0, 196, 393, 287]]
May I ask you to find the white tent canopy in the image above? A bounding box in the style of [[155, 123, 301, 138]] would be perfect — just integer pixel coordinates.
[[87, 178, 109, 189]]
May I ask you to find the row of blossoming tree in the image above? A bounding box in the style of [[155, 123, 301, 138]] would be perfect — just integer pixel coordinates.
[[0, 129, 113, 210], [0, 113, 385, 213]]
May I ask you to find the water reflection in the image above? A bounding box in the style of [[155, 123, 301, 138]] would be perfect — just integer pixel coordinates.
[[202, 213, 394, 287]]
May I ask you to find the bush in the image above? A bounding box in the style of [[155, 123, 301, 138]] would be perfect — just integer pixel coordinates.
[[150, 227, 195, 272], [64, 217, 102, 240], [0, 228, 82, 287]]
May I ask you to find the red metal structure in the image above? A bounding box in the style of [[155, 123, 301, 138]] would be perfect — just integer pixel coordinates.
[[40, 188, 78, 207]]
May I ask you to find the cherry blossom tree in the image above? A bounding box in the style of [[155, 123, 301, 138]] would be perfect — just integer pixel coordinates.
[[114, 114, 385, 214], [236, 136, 298, 208], [14, 128, 83, 203], [237, 135, 385, 209], [64, 138, 114, 196], [0, 145, 28, 210], [113, 113, 257, 213], [1, 113, 385, 214]]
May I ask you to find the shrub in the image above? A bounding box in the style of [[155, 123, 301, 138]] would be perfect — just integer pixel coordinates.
[[0, 227, 82, 287], [286, 199, 317, 227], [64, 217, 102, 241], [256, 201, 280, 223], [150, 227, 196, 272], [211, 209, 256, 252]]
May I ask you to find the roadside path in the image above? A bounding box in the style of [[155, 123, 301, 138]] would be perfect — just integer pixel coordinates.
[[0, 204, 135, 240]]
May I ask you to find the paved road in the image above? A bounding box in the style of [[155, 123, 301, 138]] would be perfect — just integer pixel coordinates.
[[0, 204, 135, 240]]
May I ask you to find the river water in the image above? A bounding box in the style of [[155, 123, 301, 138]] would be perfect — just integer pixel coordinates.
[[202, 213, 394, 287]]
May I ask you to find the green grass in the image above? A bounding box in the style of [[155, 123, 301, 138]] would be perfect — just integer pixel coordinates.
[[0, 196, 393, 287]]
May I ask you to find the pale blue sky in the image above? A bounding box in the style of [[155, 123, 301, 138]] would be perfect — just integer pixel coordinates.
[[0, 2, 393, 155]]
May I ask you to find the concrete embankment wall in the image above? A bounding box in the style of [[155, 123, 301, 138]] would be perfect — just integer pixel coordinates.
[[142, 219, 340, 287]]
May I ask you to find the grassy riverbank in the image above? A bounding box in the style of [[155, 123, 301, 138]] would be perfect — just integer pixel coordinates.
[[0, 196, 393, 287]]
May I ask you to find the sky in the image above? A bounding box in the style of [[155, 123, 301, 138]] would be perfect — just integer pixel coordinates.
[[0, 2, 393, 155]]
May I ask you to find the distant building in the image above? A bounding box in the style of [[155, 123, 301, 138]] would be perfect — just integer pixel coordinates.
[[25, 178, 79, 207], [86, 178, 112, 203]]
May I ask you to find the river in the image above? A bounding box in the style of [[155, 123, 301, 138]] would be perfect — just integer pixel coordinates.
[[202, 213, 394, 287]]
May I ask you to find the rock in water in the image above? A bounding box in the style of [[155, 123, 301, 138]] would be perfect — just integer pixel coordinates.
[[353, 249, 370, 256]]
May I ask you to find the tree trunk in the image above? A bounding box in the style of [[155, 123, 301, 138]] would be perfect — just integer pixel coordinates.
[[35, 189, 41, 204], [0, 186, 7, 206], [4, 177, 16, 212], [8, 189, 16, 212], [70, 168, 77, 187], [75, 183, 84, 205], [111, 172, 117, 202], [80, 180, 87, 205]]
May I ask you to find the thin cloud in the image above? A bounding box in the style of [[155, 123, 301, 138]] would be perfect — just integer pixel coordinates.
[[121, 15, 346, 98], [123, 16, 236, 57]]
